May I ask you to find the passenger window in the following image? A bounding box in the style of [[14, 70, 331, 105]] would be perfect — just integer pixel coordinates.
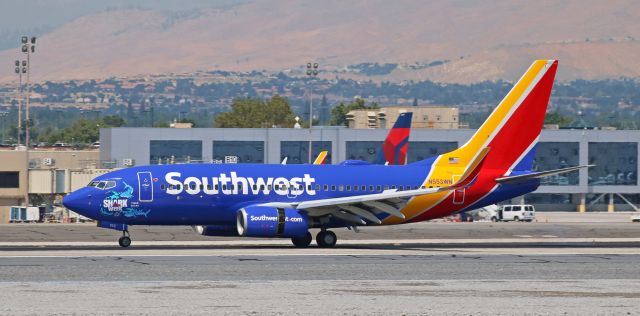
[[391, 185, 396, 190], [361, 185, 366, 191], [331, 185, 336, 191], [369, 185, 374, 192], [230, 185, 235, 190], [260, 185, 265, 190], [346, 185, 351, 191], [222, 185, 227, 190], [267, 185, 272, 191], [160, 184, 166, 190], [315, 184, 320, 191], [207, 184, 212, 190], [252, 184, 257, 190], [339, 185, 344, 192], [190, 183, 196, 190], [199, 184, 204, 190], [324, 185, 329, 191], [384, 185, 389, 190], [398, 185, 403, 191], [376, 185, 381, 191], [215, 184, 219, 190]]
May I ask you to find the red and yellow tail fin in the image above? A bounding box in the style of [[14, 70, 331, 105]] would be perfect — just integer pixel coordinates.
[[437, 60, 558, 173]]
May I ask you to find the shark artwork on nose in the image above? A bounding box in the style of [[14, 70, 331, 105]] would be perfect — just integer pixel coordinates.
[[99, 181, 151, 218]]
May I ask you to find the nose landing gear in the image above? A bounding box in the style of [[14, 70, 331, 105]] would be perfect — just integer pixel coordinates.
[[118, 230, 131, 248]]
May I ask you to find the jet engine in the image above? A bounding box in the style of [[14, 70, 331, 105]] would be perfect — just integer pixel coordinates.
[[192, 224, 239, 236], [236, 206, 309, 238]]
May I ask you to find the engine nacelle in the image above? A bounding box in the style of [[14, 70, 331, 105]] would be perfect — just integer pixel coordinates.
[[193, 224, 239, 236], [236, 206, 309, 238]]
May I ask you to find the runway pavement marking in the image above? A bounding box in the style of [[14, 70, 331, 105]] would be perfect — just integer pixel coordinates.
[[2, 237, 640, 247], [1, 246, 640, 258]]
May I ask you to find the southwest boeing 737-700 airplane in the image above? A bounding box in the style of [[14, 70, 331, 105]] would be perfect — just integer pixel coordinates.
[[63, 60, 588, 248]]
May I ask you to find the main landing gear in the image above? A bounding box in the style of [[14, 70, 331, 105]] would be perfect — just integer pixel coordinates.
[[290, 230, 338, 248], [316, 230, 337, 248], [118, 230, 132, 248]]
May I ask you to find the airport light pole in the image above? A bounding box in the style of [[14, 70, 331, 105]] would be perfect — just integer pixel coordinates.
[[14, 60, 26, 146], [20, 36, 36, 207], [21, 36, 36, 149], [306, 62, 319, 163]]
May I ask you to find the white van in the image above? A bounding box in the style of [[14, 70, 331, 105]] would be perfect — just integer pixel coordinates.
[[492, 205, 536, 222]]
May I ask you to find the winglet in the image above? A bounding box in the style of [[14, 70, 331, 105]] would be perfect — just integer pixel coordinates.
[[313, 151, 328, 165]]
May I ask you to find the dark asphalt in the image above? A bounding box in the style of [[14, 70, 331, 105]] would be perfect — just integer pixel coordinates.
[[1, 253, 638, 282], [1, 221, 639, 242]]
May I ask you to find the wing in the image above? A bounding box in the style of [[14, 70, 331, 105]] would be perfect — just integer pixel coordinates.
[[261, 148, 489, 225]]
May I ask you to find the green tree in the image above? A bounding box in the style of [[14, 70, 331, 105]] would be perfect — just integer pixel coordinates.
[[544, 111, 572, 126], [214, 95, 296, 128], [40, 115, 126, 145], [329, 98, 379, 126]]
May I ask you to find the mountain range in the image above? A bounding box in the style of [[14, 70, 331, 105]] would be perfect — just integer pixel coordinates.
[[1, 0, 639, 83]]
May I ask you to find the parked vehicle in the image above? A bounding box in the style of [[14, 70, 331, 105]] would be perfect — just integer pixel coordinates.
[[491, 205, 536, 222], [631, 213, 640, 223], [52, 142, 70, 148]]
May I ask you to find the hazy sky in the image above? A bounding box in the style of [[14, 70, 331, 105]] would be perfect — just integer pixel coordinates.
[[0, 0, 246, 49]]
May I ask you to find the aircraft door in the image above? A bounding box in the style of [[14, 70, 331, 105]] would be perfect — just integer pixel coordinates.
[[452, 174, 465, 205], [137, 172, 154, 202]]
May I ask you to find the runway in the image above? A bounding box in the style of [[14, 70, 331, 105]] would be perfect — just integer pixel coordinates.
[[1, 218, 639, 315]]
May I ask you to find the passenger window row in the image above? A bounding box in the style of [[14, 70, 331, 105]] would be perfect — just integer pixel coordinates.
[[158, 183, 425, 193]]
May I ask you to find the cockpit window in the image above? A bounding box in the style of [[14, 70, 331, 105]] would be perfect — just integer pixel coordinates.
[[89, 180, 118, 190]]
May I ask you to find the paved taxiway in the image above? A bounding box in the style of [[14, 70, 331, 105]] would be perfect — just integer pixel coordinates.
[[1, 216, 639, 315]]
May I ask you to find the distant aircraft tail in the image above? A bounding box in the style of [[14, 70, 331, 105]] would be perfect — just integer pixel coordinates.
[[433, 60, 558, 176], [375, 112, 413, 165]]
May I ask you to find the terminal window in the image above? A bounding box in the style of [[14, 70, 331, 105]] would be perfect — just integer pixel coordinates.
[[150, 140, 202, 164], [0, 172, 19, 188], [213, 141, 264, 163], [280, 141, 332, 164], [588, 142, 637, 185], [345, 141, 381, 162], [534, 142, 579, 185]]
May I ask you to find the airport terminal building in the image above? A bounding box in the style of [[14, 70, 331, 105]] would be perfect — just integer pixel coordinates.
[[100, 127, 640, 212]]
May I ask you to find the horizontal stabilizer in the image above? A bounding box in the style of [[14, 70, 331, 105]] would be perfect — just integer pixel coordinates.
[[495, 165, 593, 184]]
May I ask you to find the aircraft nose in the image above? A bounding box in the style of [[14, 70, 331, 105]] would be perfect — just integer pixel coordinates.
[[63, 189, 98, 220], [62, 191, 83, 211]]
